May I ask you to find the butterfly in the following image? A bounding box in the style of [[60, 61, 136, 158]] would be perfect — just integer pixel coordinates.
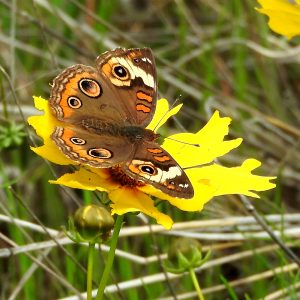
[[49, 48, 194, 199]]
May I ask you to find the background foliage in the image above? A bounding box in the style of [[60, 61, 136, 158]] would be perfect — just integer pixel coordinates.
[[0, 0, 299, 299]]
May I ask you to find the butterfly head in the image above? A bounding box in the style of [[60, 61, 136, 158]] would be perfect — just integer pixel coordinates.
[[121, 126, 159, 143]]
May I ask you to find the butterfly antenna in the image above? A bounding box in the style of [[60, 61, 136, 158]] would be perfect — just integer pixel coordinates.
[[155, 95, 201, 147], [182, 161, 213, 170], [164, 136, 200, 147], [153, 94, 182, 132]]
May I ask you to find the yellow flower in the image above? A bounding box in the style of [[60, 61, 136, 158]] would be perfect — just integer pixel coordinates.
[[28, 96, 276, 229], [256, 0, 300, 39]]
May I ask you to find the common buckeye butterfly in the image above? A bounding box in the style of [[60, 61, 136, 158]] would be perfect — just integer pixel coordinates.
[[49, 48, 194, 198]]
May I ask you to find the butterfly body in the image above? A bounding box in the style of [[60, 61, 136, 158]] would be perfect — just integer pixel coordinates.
[[49, 48, 194, 199], [80, 119, 158, 143]]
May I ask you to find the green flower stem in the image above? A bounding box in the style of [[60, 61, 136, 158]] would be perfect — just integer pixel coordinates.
[[87, 242, 95, 300], [95, 215, 124, 300], [189, 267, 204, 300]]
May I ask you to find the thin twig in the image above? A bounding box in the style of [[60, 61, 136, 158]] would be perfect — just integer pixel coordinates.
[[239, 194, 300, 266], [262, 281, 300, 300]]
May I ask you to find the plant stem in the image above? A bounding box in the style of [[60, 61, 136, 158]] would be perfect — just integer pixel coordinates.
[[87, 242, 95, 300], [95, 215, 124, 300], [189, 267, 204, 300]]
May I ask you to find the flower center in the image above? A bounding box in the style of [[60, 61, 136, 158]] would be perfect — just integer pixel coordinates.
[[109, 166, 145, 188]]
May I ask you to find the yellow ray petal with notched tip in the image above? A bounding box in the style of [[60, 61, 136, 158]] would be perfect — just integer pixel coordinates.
[[140, 159, 275, 212], [147, 98, 183, 132], [50, 168, 115, 192], [162, 111, 242, 167]]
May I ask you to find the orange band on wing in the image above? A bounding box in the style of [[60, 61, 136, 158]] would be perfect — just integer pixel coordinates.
[[153, 155, 171, 162], [167, 184, 176, 190], [129, 164, 141, 175], [136, 91, 152, 103], [136, 104, 151, 113], [102, 63, 112, 77], [147, 148, 163, 154]]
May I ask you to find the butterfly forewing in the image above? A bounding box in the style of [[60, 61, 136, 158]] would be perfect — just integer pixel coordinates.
[[96, 48, 157, 127], [50, 64, 132, 124]]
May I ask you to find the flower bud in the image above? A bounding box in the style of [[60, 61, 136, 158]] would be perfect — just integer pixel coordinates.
[[164, 237, 211, 274], [0, 121, 26, 149], [67, 204, 115, 243]]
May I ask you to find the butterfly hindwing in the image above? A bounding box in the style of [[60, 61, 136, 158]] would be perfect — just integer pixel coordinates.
[[51, 125, 134, 168], [122, 141, 194, 199]]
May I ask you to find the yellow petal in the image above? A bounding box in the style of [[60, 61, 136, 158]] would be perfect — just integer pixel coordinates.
[[140, 159, 276, 212], [256, 0, 300, 39], [28, 96, 61, 140], [147, 98, 183, 132], [208, 159, 276, 197], [49, 168, 116, 192], [162, 111, 242, 167], [30, 145, 73, 165], [109, 187, 174, 229], [28, 96, 76, 166]]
